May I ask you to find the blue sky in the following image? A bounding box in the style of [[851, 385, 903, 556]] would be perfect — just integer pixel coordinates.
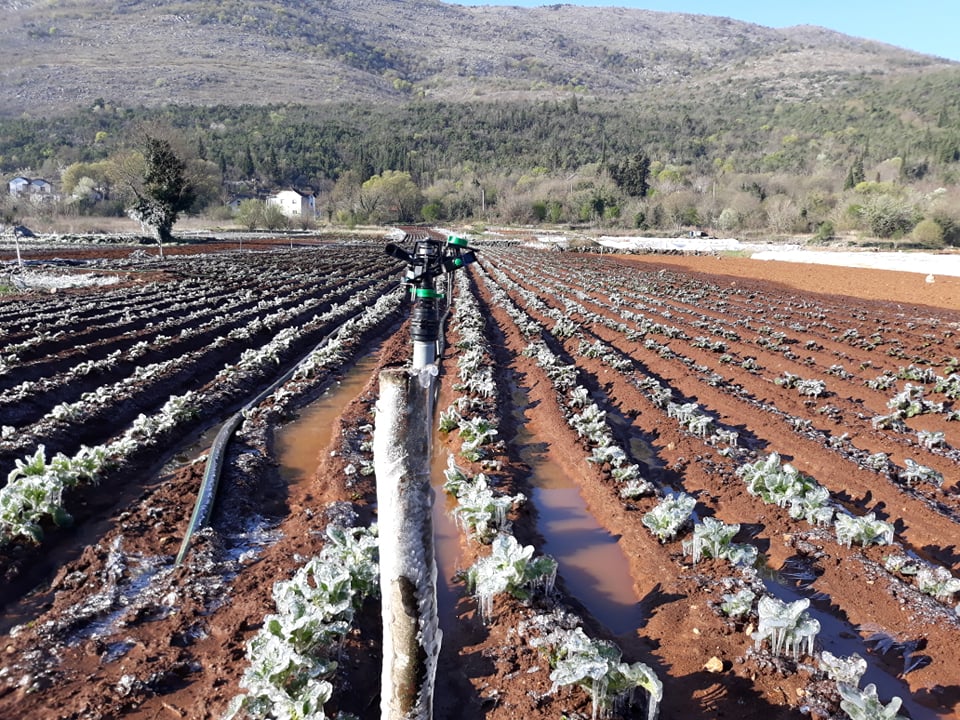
[[453, 1, 960, 62]]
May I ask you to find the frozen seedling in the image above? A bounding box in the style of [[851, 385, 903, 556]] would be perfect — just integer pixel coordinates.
[[837, 683, 907, 720], [547, 626, 662, 720], [682, 517, 757, 567], [915, 565, 960, 602], [465, 533, 557, 621], [449, 470, 526, 543], [642, 492, 696, 543], [898, 458, 943, 488], [834, 512, 894, 548], [819, 651, 867, 687], [752, 595, 819, 660], [720, 588, 756, 618], [737, 453, 834, 526], [224, 523, 378, 720]]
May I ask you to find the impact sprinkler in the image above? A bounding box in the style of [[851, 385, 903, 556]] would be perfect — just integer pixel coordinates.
[[385, 233, 477, 369]]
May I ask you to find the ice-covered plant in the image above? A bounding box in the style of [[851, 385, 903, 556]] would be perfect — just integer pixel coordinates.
[[457, 416, 498, 447], [438, 406, 460, 433], [642, 492, 696, 543], [916, 430, 946, 449], [719, 588, 755, 618], [547, 626, 662, 720], [898, 458, 943, 488], [883, 554, 920, 576], [224, 523, 378, 720], [752, 595, 819, 660], [834, 512, 894, 548], [465, 533, 557, 621], [449, 471, 525, 543], [738, 453, 834, 526], [837, 683, 906, 720], [819, 651, 867, 687], [915, 565, 960, 602], [587, 443, 627, 467], [887, 385, 925, 418], [682, 517, 757, 567]]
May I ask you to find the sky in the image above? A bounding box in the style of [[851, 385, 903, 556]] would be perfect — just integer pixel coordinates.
[[453, 1, 960, 62]]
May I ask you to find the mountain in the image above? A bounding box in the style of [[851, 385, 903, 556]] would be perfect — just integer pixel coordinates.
[[1, 0, 954, 117]]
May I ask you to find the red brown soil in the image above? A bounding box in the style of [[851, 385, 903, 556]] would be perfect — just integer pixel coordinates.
[[1, 243, 958, 720]]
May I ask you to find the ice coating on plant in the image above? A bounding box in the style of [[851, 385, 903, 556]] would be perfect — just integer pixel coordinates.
[[737, 454, 833, 527], [834, 512, 894, 548], [752, 595, 819, 659], [720, 588, 755, 618], [447, 467, 525, 543], [642, 491, 696, 543], [225, 523, 378, 720], [915, 565, 960, 602], [682, 516, 757, 567], [819, 651, 867, 687], [837, 682, 907, 720], [548, 627, 661, 720], [465, 533, 557, 621]]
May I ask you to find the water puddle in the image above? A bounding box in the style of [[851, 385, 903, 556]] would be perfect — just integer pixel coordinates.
[[512, 386, 645, 637], [431, 444, 466, 632], [276, 350, 380, 485]]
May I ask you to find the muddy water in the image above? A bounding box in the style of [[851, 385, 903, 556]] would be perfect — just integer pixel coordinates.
[[275, 351, 380, 485], [511, 388, 646, 637], [431, 444, 467, 631]]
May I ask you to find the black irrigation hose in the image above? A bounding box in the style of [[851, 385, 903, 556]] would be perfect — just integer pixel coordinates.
[[174, 285, 400, 566]]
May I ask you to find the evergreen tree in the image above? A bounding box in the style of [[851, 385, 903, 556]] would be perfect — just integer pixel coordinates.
[[128, 136, 195, 254], [609, 151, 650, 197]]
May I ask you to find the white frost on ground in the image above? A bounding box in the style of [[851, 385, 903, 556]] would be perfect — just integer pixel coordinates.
[[750, 249, 960, 279], [7, 272, 121, 291], [595, 235, 960, 279]]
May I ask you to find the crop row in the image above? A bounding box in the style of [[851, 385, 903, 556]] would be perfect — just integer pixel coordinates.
[[467, 250, 959, 717]]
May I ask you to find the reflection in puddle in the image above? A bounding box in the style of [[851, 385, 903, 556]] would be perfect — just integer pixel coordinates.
[[276, 351, 380, 485], [521, 434, 645, 637]]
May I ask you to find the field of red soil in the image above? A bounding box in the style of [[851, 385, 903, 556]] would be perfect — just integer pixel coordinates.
[[0, 238, 958, 720]]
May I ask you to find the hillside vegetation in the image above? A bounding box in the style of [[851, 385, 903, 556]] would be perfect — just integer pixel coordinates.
[[2, 0, 960, 243]]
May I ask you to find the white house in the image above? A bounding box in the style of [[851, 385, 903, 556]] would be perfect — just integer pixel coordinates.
[[266, 188, 316, 218], [7, 176, 30, 196], [8, 176, 56, 203]]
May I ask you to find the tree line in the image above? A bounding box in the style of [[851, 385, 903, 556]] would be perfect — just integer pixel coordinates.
[[3, 72, 960, 245]]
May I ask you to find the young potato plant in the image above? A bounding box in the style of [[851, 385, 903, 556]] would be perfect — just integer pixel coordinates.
[[720, 588, 756, 618], [898, 458, 943, 488], [819, 651, 867, 687], [915, 565, 960, 602], [752, 595, 819, 660], [0, 444, 110, 543], [642, 492, 696, 543], [682, 517, 757, 567], [225, 523, 378, 720], [443, 460, 525, 543], [834, 512, 894, 548], [737, 453, 834, 527], [545, 626, 662, 720], [465, 533, 558, 622], [837, 683, 907, 720]]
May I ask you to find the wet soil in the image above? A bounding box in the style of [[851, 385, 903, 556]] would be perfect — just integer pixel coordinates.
[[0, 241, 958, 720]]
